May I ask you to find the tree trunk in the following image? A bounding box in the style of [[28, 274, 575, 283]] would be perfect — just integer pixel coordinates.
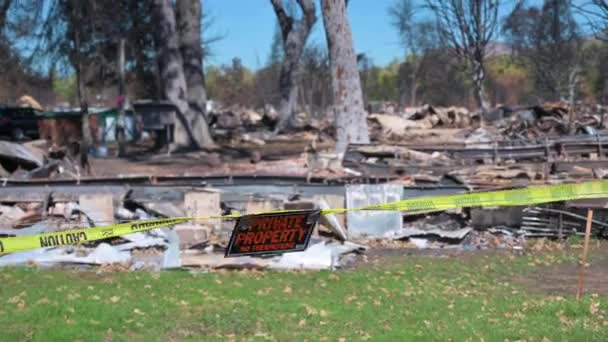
[[176, 0, 209, 117], [567, 66, 580, 134], [152, 0, 214, 150], [410, 61, 419, 107], [0, 0, 11, 30], [321, 0, 370, 154], [75, 30, 91, 175], [76, 62, 90, 148], [271, 0, 317, 133], [117, 38, 127, 157], [472, 59, 490, 123]]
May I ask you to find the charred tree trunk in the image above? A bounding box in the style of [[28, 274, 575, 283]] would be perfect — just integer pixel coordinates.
[[321, 0, 370, 153], [271, 0, 317, 133], [425, 0, 498, 120], [567, 66, 580, 134], [75, 31, 91, 175], [117, 38, 127, 157], [176, 0, 210, 120], [472, 59, 490, 115], [152, 0, 215, 150], [410, 62, 419, 107], [0, 0, 11, 30]]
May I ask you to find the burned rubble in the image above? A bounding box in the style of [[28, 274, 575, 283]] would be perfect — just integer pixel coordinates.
[[1, 101, 608, 271]]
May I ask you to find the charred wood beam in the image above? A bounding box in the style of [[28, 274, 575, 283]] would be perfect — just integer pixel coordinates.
[[346, 136, 608, 163]]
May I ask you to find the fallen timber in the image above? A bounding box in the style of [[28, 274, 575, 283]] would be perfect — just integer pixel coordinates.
[[346, 134, 608, 163], [0, 175, 468, 203]]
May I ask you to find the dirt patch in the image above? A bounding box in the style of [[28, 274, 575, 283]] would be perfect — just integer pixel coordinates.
[[516, 241, 608, 296], [347, 246, 517, 270], [349, 242, 608, 298]]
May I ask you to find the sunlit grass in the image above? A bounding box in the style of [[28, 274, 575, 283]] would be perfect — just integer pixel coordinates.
[[0, 249, 606, 341]]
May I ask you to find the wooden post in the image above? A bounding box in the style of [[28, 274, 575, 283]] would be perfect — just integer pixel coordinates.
[[558, 212, 563, 240], [576, 208, 594, 301]]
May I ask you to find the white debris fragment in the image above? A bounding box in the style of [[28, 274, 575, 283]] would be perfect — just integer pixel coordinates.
[[410, 238, 429, 249], [269, 242, 333, 270], [0, 243, 130, 266], [269, 241, 366, 270], [116, 207, 138, 220], [0, 205, 25, 226]]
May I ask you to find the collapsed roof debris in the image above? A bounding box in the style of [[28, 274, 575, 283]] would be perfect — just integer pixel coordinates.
[[1, 101, 608, 271]]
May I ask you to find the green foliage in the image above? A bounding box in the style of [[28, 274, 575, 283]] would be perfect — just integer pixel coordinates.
[[486, 55, 536, 105], [487, 56, 527, 80], [52, 75, 77, 105], [503, 0, 583, 101], [364, 60, 401, 102], [206, 58, 256, 107], [580, 41, 608, 103]]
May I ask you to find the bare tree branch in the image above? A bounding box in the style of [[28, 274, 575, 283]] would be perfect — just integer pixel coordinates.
[[270, 0, 294, 41], [425, 0, 501, 112], [504, 0, 584, 115], [573, 0, 608, 41], [271, 0, 317, 133], [0, 0, 12, 30]]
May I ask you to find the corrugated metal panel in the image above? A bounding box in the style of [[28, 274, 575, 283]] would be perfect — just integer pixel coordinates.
[[346, 184, 403, 237]]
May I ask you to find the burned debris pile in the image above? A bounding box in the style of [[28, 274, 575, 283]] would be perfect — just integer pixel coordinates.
[[1, 101, 608, 271], [347, 102, 608, 189]]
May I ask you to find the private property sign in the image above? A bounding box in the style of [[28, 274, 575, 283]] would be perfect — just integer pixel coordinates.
[[225, 210, 321, 257]]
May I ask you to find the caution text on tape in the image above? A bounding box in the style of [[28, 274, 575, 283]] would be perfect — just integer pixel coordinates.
[[1, 180, 608, 255]]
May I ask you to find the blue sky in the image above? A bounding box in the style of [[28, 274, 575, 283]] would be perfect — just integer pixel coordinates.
[[203, 0, 545, 70], [205, 0, 412, 69]]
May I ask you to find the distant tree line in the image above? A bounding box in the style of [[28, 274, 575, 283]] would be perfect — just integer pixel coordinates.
[[203, 0, 608, 113], [1, 0, 608, 153]]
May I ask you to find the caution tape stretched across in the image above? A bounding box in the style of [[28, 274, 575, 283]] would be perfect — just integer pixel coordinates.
[[325, 180, 608, 214], [1, 180, 608, 255]]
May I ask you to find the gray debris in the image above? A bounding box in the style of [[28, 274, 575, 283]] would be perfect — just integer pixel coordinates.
[[114, 236, 167, 251], [79, 194, 114, 226], [143, 202, 186, 218], [0, 221, 49, 236], [161, 228, 181, 269], [71, 243, 131, 264], [0, 243, 130, 266], [317, 198, 348, 241], [48, 202, 80, 220], [180, 239, 365, 271], [0, 207, 181, 269], [410, 238, 430, 249], [0, 205, 25, 227], [0, 140, 43, 170], [269, 240, 366, 270], [384, 227, 472, 240], [181, 252, 272, 269], [116, 207, 139, 221], [269, 242, 333, 270], [0, 248, 57, 266]]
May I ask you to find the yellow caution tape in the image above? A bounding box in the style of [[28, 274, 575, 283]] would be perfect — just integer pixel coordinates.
[[0, 218, 187, 254], [324, 180, 608, 214], [1, 180, 607, 254]]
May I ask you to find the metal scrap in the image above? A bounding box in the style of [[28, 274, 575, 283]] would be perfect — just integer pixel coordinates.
[[345, 184, 403, 237], [384, 227, 472, 241], [0, 140, 43, 171]]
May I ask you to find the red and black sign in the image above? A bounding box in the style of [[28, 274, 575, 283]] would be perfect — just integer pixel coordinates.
[[225, 210, 320, 257]]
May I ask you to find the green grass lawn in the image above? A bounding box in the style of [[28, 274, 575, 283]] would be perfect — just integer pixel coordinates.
[[0, 250, 606, 341]]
